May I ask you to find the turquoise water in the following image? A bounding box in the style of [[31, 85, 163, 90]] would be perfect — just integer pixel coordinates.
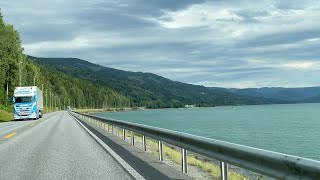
[[98, 103, 320, 161]]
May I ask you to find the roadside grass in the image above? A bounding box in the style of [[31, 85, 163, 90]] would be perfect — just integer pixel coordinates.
[[0, 110, 12, 122], [146, 139, 250, 180]]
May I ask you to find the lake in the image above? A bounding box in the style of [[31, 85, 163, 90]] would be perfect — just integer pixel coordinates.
[[97, 103, 320, 161]]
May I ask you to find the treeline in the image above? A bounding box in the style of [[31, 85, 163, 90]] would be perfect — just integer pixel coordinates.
[[0, 11, 130, 112], [0, 12, 23, 111]]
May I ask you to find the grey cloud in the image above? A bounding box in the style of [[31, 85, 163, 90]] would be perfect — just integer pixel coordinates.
[[238, 29, 320, 48], [236, 10, 269, 23], [20, 24, 77, 43], [74, 9, 156, 31], [130, 0, 207, 14], [1, 0, 320, 88], [274, 0, 319, 10]]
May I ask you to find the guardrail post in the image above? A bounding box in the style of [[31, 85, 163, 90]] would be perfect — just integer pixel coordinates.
[[131, 131, 135, 145], [111, 125, 114, 135], [182, 148, 187, 173], [220, 161, 228, 180], [123, 129, 126, 140], [117, 127, 119, 137], [142, 135, 146, 151], [158, 141, 163, 161]]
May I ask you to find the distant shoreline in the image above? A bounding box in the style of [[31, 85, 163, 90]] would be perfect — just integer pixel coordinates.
[[76, 107, 146, 114], [77, 102, 320, 115]]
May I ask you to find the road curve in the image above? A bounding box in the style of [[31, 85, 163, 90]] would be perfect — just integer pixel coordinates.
[[0, 111, 133, 180]]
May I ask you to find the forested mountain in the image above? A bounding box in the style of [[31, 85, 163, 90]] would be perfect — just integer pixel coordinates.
[[218, 87, 320, 103], [31, 57, 287, 108], [0, 11, 130, 114]]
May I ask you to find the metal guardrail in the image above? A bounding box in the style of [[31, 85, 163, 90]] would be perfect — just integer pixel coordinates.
[[71, 111, 320, 180]]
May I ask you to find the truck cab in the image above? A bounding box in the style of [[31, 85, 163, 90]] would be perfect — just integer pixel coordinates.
[[13, 86, 43, 120]]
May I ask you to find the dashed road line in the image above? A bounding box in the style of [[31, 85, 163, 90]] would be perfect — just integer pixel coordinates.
[[4, 132, 17, 139]]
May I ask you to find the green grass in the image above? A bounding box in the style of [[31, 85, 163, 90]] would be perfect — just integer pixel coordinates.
[[146, 140, 251, 180], [0, 110, 12, 122]]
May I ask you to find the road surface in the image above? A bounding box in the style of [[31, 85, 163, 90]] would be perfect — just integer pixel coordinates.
[[0, 111, 134, 180]]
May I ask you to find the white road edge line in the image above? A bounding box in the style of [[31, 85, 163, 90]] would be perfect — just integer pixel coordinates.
[[73, 117, 146, 180]]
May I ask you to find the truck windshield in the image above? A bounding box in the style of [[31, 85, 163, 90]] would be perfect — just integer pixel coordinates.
[[15, 96, 34, 103]]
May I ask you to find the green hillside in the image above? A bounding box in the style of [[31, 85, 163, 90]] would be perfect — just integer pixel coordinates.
[[32, 57, 286, 108]]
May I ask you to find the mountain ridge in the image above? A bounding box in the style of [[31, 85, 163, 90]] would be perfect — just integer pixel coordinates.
[[30, 56, 288, 108], [212, 87, 320, 103]]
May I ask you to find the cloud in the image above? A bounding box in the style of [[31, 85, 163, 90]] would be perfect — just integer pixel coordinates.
[[280, 62, 320, 70], [155, 5, 242, 28], [1, 0, 320, 88]]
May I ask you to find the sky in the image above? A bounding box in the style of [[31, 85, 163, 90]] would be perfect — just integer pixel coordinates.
[[1, 0, 320, 88]]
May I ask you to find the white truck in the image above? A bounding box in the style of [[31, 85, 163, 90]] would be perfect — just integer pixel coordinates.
[[12, 86, 44, 120]]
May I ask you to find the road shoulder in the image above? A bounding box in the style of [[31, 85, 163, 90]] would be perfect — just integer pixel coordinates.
[[72, 114, 193, 180]]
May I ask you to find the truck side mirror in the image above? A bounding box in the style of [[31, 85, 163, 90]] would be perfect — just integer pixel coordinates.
[[10, 96, 15, 103]]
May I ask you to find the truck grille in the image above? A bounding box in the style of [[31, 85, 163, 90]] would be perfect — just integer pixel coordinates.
[[19, 112, 29, 116], [17, 107, 31, 115]]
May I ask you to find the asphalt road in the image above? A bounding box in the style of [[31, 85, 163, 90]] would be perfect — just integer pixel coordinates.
[[0, 111, 134, 180]]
